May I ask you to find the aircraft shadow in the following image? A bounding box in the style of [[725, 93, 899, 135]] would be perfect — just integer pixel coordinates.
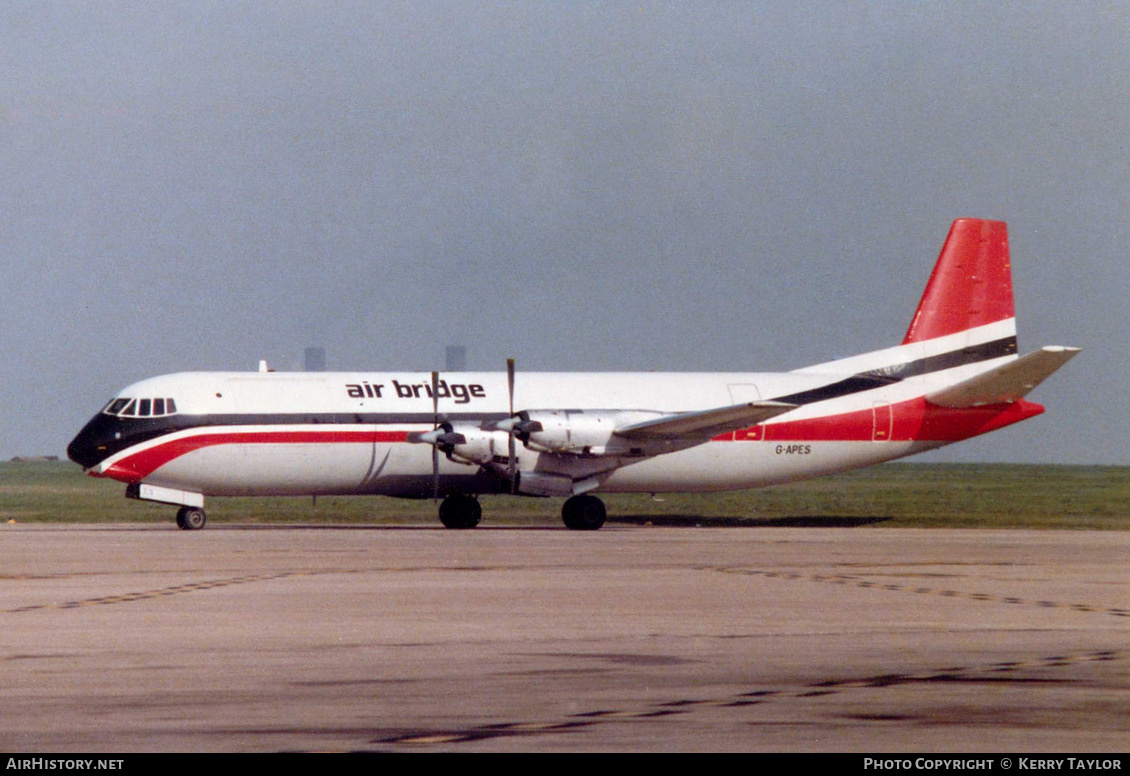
[[607, 515, 893, 528]]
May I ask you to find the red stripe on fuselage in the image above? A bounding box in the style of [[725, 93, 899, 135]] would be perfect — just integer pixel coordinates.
[[714, 398, 1045, 442], [99, 429, 409, 483]]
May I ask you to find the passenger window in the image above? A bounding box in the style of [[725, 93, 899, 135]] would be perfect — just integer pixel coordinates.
[[153, 398, 165, 416], [138, 399, 152, 417]]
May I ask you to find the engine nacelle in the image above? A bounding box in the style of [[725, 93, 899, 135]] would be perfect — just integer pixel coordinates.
[[436, 425, 511, 467], [515, 409, 664, 456]]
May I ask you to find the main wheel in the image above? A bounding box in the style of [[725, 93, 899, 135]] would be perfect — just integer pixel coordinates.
[[562, 494, 606, 530], [176, 506, 207, 531], [439, 494, 482, 529]]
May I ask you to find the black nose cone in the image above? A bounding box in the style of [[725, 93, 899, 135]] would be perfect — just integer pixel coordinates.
[[67, 415, 115, 469], [67, 432, 99, 469]]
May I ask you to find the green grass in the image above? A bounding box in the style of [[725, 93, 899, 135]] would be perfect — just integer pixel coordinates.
[[2, 460, 1128, 529]]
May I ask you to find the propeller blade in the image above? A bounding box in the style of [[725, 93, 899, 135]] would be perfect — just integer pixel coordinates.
[[506, 358, 517, 494], [507, 358, 515, 415], [431, 370, 440, 503]]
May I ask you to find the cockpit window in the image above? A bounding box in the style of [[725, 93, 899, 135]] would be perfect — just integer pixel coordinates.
[[102, 397, 179, 418], [105, 398, 131, 415]]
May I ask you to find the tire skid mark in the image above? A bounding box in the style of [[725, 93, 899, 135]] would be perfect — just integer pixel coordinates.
[[3, 569, 348, 613], [373, 720, 596, 746], [812, 650, 1121, 688], [705, 566, 1130, 619], [367, 648, 1126, 749], [2, 566, 515, 614]]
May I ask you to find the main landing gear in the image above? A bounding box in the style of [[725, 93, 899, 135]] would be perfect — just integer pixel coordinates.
[[436, 493, 607, 530], [175, 506, 207, 531], [561, 494, 606, 531], [438, 493, 482, 529]]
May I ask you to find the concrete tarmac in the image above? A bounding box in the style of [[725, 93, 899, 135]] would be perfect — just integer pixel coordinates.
[[1, 524, 1127, 752]]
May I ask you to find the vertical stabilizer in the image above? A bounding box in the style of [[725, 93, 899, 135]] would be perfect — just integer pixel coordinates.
[[902, 219, 1014, 344]]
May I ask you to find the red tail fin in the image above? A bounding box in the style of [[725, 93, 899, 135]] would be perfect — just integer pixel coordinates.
[[902, 219, 1014, 344]]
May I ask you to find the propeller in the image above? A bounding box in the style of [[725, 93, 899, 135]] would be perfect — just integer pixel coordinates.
[[507, 358, 517, 494], [431, 370, 440, 503]]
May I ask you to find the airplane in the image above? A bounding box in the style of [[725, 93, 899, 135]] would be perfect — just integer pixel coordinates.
[[67, 219, 1078, 531]]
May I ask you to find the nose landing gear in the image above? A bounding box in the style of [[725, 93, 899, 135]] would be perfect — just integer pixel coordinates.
[[175, 507, 207, 530]]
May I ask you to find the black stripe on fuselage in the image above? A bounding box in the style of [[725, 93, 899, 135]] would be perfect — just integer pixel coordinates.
[[67, 410, 512, 467], [866, 336, 1017, 381], [774, 335, 1016, 406]]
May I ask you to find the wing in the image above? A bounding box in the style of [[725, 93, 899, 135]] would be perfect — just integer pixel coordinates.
[[614, 401, 797, 440], [411, 400, 797, 498]]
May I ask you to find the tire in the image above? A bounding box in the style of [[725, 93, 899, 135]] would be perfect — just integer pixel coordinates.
[[176, 507, 207, 531], [439, 494, 482, 529], [562, 494, 606, 531]]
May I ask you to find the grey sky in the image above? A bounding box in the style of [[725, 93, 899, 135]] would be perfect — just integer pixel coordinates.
[[2, 1, 1126, 464]]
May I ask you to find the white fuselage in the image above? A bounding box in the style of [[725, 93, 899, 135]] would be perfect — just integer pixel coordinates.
[[74, 344, 1020, 500]]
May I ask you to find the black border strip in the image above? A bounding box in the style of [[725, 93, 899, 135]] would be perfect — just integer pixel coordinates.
[[775, 336, 1016, 406]]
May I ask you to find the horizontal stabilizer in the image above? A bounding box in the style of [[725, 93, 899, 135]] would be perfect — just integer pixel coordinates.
[[616, 401, 796, 440], [927, 346, 1080, 408]]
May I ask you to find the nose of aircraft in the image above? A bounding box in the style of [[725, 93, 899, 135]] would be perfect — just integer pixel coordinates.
[[67, 431, 98, 470], [67, 415, 115, 470]]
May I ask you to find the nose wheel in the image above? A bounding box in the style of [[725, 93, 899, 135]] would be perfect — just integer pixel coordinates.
[[176, 506, 207, 530]]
